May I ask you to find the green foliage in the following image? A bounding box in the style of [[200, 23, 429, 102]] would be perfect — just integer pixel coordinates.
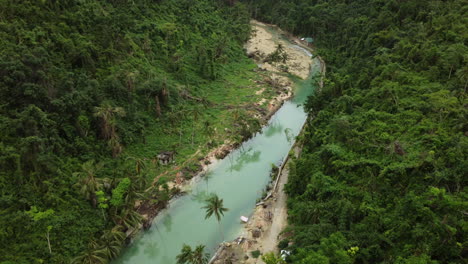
[[202, 194, 229, 240], [176, 244, 209, 264], [251, 250, 261, 258], [25, 206, 55, 222], [0, 0, 253, 263], [290, 233, 353, 264], [96, 191, 108, 210], [278, 239, 289, 250], [262, 252, 286, 264], [265, 44, 288, 64], [244, 0, 467, 263], [110, 178, 131, 207], [202, 194, 229, 222]]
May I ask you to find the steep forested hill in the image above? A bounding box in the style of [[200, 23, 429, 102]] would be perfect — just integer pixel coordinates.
[[0, 0, 252, 263], [243, 0, 467, 263]]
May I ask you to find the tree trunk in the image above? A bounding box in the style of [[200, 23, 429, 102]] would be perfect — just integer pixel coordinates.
[[46, 231, 52, 254], [218, 220, 224, 241], [101, 208, 106, 221], [155, 95, 161, 117]]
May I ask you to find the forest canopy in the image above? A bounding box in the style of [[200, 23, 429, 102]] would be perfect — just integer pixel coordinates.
[[242, 0, 467, 263], [1, 0, 467, 263], [0, 0, 251, 263]]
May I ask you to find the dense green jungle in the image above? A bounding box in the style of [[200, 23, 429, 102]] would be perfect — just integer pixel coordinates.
[[0, 0, 255, 263], [0, 0, 467, 263], [244, 0, 467, 263]]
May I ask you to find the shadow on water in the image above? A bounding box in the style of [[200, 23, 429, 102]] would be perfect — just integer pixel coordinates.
[[227, 149, 261, 172], [264, 121, 284, 138], [162, 213, 172, 233], [143, 241, 159, 259], [201, 170, 214, 192], [191, 191, 215, 204]]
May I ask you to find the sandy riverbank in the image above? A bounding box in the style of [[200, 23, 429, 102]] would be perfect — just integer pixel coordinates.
[[245, 20, 312, 80]]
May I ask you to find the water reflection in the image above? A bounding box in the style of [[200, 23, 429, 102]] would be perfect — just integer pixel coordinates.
[[264, 121, 284, 138], [190, 191, 215, 203], [162, 214, 172, 232], [201, 170, 213, 192], [142, 240, 159, 259], [227, 148, 261, 172]]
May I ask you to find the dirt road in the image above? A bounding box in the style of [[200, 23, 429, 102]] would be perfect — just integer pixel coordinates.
[[259, 168, 289, 254]]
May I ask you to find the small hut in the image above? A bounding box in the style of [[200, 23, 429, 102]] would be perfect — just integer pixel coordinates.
[[305, 37, 314, 46], [300, 37, 314, 46]]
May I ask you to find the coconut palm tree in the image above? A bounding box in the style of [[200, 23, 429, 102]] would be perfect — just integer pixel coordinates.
[[93, 102, 126, 140], [189, 106, 203, 145], [117, 207, 142, 230], [73, 160, 103, 207], [99, 226, 125, 260], [94, 102, 126, 157], [191, 245, 209, 264], [71, 240, 107, 264], [176, 244, 193, 264], [202, 194, 229, 241], [176, 244, 209, 264]]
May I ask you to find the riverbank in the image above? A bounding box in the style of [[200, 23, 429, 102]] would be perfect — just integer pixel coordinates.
[[129, 20, 314, 236], [209, 22, 326, 264]]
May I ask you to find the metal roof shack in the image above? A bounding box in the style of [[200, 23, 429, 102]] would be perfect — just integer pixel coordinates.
[[300, 37, 314, 46]]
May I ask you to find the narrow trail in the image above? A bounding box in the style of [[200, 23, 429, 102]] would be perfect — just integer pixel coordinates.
[[259, 168, 290, 253]]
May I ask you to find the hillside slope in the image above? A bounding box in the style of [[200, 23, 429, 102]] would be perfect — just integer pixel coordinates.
[[0, 1, 256, 263]]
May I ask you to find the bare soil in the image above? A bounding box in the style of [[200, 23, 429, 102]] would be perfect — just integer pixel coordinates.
[[245, 21, 312, 80]]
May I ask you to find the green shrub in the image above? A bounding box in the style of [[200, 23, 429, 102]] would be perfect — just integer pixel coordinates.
[[251, 250, 261, 258], [278, 239, 289, 250]]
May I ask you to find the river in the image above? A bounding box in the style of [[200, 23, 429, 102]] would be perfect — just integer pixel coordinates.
[[113, 27, 321, 264]]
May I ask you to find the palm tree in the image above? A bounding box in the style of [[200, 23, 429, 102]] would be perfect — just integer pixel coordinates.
[[71, 240, 107, 264], [99, 226, 125, 260], [191, 245, 209, 264], [116, 207, 143, 230], [202, 194, 229, 241], [93, 102, 126, 140], [189, 106, 203, 145], [94, 102, 126, 157], [73, 160, 103, 207], [176, 244, 209, 264], [176, 244, 193, 264]]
